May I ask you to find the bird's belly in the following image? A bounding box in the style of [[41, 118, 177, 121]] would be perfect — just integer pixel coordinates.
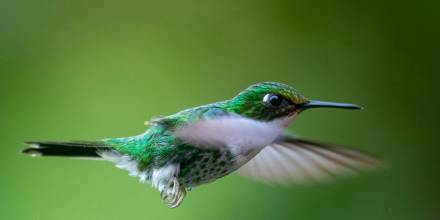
[[177, 149, 240, 187], [176, 147, 262, 187]]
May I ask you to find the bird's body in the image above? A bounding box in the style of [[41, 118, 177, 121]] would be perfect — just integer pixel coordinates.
[[23, 82, 380, 208], [100, 101, 296, 206]]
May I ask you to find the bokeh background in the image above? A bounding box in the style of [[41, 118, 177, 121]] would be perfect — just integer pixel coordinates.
[[1, 0, 439, 219]]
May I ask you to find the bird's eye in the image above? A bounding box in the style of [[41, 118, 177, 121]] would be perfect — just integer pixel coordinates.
[[263, 94, 284, 107]]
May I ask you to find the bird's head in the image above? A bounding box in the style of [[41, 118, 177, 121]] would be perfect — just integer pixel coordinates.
[[227, 82, 361, 122]]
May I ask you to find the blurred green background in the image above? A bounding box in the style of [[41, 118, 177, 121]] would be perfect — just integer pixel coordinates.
[[1, 0, 439, 219]]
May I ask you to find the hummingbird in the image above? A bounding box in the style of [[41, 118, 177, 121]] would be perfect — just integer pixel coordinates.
[[23, 82, 380, 208]]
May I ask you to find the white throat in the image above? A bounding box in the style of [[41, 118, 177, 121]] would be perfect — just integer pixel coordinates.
[[174, 113, 298, 155]]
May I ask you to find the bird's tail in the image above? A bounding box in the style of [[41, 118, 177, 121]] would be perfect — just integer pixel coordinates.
[[22, 141, 112, 159]]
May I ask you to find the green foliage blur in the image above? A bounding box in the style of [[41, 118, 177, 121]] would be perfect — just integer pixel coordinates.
[[1, 0, 438, 219]]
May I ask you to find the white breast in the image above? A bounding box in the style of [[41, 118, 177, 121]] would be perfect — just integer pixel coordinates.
[[174, 114, 297, 155]]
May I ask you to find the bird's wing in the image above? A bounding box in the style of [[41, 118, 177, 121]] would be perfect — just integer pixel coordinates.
[[236, 135, 383, 185], [173, 107, 283, 151]]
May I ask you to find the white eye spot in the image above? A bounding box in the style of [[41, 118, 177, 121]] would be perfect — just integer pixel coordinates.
[[263, 94, 271, 103]]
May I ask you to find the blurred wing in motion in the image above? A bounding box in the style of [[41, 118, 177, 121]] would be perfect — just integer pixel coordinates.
[[236, 135, 383, 185]]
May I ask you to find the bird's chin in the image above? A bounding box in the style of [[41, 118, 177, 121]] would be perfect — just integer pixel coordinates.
[[287, 109, 301, 118], [279, 111, 300, 128]]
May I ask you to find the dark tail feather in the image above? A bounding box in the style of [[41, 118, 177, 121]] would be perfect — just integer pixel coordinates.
[[22, 141, 111, 159]]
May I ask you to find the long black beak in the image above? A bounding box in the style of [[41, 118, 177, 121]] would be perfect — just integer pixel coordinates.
[[300, 100, 362, 110]]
